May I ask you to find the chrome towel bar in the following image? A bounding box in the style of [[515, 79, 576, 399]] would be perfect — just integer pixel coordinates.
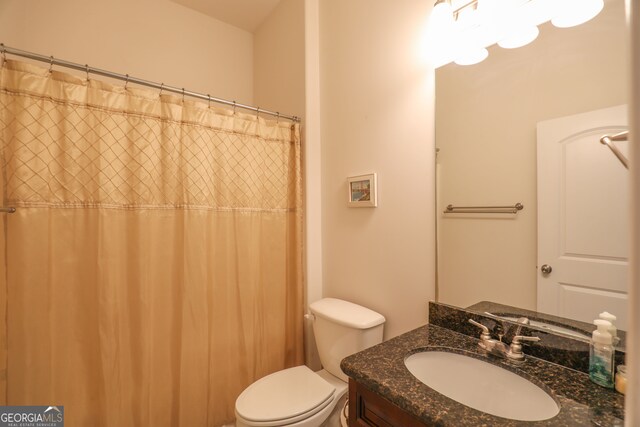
[[600, 131, 629, 169], [444, 203, 524, 214]]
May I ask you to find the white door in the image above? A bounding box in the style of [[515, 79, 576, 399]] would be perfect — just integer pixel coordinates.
[[537, 104, 629, 330]]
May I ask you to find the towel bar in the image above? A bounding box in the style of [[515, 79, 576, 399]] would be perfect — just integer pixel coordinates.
[[600, 131, 629, 169], [444, 203, 523, 214]]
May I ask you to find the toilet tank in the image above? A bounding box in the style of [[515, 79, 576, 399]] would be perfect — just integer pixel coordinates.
[[309, 298, 385, 382]]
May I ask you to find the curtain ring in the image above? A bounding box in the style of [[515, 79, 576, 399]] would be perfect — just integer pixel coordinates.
[[232, 101, 237, 115], [48, 56, 54, 73], [159, 83, 164, 97], [85, 64, 90, 81], [256, 107, 260, 119], [276, 112, 280, 123], [207, 95, 211, 108], [124, 74, 130, 90], [182, 88, 185, 102], [0, 45, 6, 68]]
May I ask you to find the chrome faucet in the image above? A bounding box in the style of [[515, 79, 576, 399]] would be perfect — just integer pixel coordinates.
[[469, 319, 540, 362], [468, 319, 509, 357], [512, 317, 530, 336], [507, 335, 541, 361]]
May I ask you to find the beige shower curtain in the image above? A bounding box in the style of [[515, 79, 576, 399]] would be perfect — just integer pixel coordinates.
[[0, 59, 303, 426]]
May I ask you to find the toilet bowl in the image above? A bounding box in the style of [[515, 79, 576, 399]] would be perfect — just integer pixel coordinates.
[[235, 367, 346, 427], [235, 298, 385, 427]]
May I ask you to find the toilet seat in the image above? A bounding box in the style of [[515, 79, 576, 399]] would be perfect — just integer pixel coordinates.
[[235, 366, 336, 426]]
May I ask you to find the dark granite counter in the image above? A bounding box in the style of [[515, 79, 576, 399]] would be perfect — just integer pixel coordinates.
[[429, 302, 627, 374], [341, 324, 624, 426]]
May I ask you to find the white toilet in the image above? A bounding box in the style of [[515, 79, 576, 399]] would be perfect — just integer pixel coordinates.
[[235, 298, 385, 427]]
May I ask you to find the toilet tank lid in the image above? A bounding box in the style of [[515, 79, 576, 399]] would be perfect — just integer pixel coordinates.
[[309, 298, 385, 329]]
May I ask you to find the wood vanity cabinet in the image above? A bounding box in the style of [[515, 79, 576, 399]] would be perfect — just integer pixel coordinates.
[[348, 379, 429, 427]]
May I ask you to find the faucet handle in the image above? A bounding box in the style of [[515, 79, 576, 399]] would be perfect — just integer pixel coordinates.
[[507, 335, 541, 361], [468, 319, 492, 348], [513, 335, 540, 344]]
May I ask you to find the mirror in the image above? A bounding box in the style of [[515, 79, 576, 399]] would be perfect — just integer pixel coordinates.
[[435, 0, 629, 342]]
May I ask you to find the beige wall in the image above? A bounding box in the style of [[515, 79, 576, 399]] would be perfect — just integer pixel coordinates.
[[254, 0, 305, 119], [0, 0, 254, 104], [253, 1, 312, 307], [253, 0, 325, 369], [319, 0, 436, 339], [303, 0, 323, 312], [436, 0, 628, 310]]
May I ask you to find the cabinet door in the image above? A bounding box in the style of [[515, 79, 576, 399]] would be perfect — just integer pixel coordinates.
[[348, 379, 428, 427]]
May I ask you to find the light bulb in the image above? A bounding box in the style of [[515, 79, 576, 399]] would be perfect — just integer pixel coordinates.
[[521, 0, 557, 26], [551, 0, 604, 28], [432, 0, 455, 30], [498, 25, 539, 49], [426, 0, 457, 67], [454, 47, 489, 66], [476, 0, 535, 49]]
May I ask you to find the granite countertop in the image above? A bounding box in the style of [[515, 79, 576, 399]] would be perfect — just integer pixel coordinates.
[[427, 301, 627, 374], [341, 324, 624, 426]]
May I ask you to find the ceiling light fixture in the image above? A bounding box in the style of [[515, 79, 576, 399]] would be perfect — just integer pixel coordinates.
[[429, 0, 605, 67], [454, 47, 489, 66], [551, 0, 604, 28], [497, 25, 539, 49]]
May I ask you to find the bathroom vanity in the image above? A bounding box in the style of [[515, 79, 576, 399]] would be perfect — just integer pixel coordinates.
[[348, 377, 426, 427], [341, 302, 625, 426]]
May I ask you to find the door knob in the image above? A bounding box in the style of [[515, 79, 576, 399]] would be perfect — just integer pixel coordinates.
[[541, 264, 553, 275]]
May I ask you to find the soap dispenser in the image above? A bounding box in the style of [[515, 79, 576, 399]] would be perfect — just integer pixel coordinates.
[[589, 319, 614, 388], [599, 311, 619, 345]]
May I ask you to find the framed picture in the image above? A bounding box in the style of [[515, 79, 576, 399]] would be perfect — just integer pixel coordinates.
[[347, 173, 377, 207]]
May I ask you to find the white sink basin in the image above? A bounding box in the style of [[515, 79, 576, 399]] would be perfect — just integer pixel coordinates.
[[404, 351, 560, 421]]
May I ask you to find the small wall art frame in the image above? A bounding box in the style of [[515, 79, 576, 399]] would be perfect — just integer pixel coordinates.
[[347, 173, 377, 207]]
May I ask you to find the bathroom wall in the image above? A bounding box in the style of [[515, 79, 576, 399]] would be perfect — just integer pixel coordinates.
[[253, 0, 325, 370], [253, 0, 305, 120], [253, 2, 311, 308], [436, 0, 628, 310], [0, 0, 254, 104], [303, 0, 323, 315], [319, 0, 437, 339]]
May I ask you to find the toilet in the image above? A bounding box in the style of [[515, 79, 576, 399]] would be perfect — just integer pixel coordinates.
[[235, 298, 385, 427]]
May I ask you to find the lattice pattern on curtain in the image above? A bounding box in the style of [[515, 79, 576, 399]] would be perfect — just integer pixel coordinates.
[[0, 59, 301, 212], [0, 58, 304, 427]]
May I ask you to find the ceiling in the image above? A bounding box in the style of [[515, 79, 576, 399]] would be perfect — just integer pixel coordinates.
[[170, 0, 282, 33]]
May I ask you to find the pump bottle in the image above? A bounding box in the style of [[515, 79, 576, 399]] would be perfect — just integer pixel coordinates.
[[589, 319, 614, 388]]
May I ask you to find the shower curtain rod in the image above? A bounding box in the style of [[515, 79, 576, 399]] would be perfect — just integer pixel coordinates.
[[0, 43, 301, 122]]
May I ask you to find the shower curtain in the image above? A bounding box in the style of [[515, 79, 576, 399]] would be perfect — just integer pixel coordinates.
[[0, 59, 303, 426]]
